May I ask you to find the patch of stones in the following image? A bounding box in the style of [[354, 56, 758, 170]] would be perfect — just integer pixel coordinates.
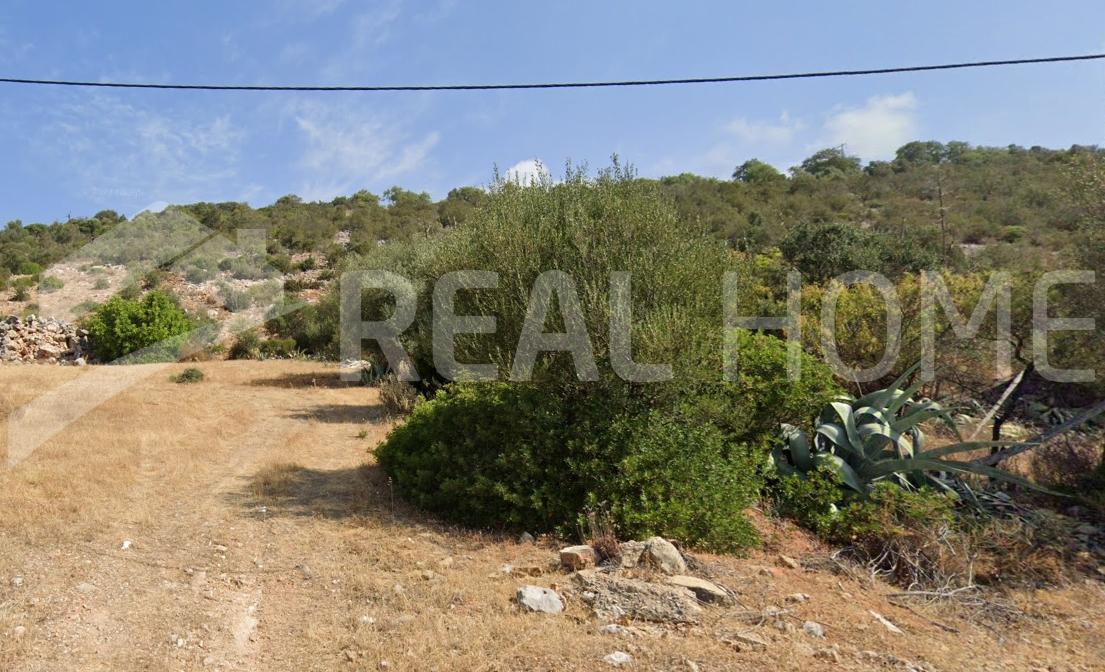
[[0, 315, 90, 365]]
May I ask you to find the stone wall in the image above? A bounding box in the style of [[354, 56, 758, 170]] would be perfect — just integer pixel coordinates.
[[0, 315, 90, 365]]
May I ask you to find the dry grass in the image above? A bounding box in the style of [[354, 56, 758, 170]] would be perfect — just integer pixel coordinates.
[[0, 361, 1103, 671]]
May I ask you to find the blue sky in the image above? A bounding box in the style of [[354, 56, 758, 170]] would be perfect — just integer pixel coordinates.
[[1, 1, 1104, 223]]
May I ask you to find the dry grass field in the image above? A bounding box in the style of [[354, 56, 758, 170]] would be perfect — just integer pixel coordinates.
[[0, 361, 1102, 671]]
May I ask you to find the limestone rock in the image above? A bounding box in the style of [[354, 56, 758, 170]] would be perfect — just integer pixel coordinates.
[[560, 545, 598, 571], [616, 540, 646, 569], [603, 651, 633, 667], [642, 537, 686, 574], [515, 585, 564, 614], [573, 570, 702, 624], [666, 575, 733, 604]]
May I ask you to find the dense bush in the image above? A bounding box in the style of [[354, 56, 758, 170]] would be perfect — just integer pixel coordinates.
[[377, 383, 763, 550], [369, 164, 842, 550], [83, 290, 192, 362], [377, 383, 575, 532], [586, 412, 762, 551]]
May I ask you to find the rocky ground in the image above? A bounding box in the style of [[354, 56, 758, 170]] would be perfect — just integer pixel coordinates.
[[0, 361, 1103, 671]]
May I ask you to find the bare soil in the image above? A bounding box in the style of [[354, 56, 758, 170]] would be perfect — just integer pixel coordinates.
[[0, 361, 1102, 671]]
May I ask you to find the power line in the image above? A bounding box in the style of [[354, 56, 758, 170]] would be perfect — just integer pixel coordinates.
[[1, 53, 1103, 92]]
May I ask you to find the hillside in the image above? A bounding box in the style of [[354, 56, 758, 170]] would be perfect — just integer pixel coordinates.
[[1, 361, 1102, 671]]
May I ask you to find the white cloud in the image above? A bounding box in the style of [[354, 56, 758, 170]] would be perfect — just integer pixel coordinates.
[[724, 112, 804, 145], [37, 95, 245, 211], [823, 92, 919, 160], [292, 102, 440, 201], [504, 159, 550, 185], [352, 1, 404, 48]]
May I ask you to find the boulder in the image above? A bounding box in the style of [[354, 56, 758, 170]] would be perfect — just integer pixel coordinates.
[[515, 585, 564, 614], [642, 537, 686, 574], [560, 545, 598, 571]]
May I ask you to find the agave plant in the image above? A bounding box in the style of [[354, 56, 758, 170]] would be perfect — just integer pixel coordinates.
[[772, 364, 1047, 496]]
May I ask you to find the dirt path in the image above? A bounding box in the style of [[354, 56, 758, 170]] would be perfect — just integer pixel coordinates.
[[1, 361, 1104, 671]]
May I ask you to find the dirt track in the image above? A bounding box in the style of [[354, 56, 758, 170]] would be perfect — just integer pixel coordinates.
[[1, 361, 1103, 671]]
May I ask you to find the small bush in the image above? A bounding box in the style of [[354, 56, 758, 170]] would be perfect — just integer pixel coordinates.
[[221, 284, 253, 312], [17, 261, 42, 276], [38, 275, 64, 292], [258, 337, 297, 359], [377, 373, 420, 416], [185, 266, 214, 284], [93, 278, 111, 290], [228, 330, 296, 360], [229, 330, 262, 360], [770, 466, 843, 537], [83, 290, 193, 362], [172, 367, 205, 384], [11, 283, 31, 302]]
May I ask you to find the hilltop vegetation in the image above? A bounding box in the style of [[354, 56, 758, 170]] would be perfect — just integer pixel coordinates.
[[2, 141, 1101, 287]]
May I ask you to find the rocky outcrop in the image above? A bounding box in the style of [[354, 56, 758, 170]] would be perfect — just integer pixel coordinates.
[[0, 315, 90, 365]]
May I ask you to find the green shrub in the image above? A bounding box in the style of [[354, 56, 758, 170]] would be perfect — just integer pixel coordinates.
[[172, 367, 205, 384], [11, 278, 31, 301], [368, 165, 841, 552], [770, 466, 843, 536], [267, 253, 294, 274], [93, 278, 111, 290], [83, 290, 193, 362], [258, 337, 297, 359], [587, 412, 761, 552], [377, 383, 575, 532], [185, 265, 214, 284], [377, 384, 763, 551], [229, 329, 262, 359], [17, 261, 42, 276], [38, 275, 64, 292], [221, 284, 253, 312]]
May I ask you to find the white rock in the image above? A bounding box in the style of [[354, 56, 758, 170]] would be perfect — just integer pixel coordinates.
[[603, 651, 633, 667], [616, 541, 646, 569], [10, 576, 23, 588], [121, 539, 133, 551], [515, 585, 564, 614], [869, 610, 904, 634], [803, 621, 826, 638], [667, 575, 731, 604], [642, 537, 686, 574], [12, 625, 26, 638]]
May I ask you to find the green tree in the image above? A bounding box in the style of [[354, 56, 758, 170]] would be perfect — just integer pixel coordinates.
[[733, 159, 784, 185]]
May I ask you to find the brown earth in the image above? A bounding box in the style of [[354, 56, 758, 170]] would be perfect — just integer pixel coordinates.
[[0, 361, 1102, 671]]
